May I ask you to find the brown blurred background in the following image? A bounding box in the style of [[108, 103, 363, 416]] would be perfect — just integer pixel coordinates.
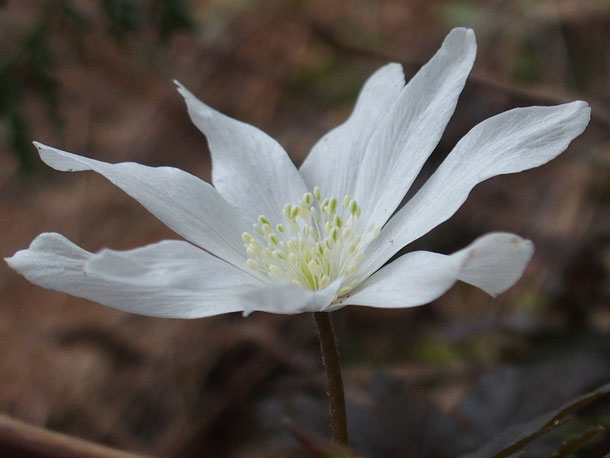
[[1, 0, 609, 456]]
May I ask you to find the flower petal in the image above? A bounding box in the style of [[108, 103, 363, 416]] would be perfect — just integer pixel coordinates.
[[241, 278, 343, 316], [34, 142, 251, 270], [335, 233, 533, 310], [353, 28, 477, 227], [359, 101, 591, 279], [6, 233, 261, 318], [176, 82, 308, 224], [299, 63, 405, 199]]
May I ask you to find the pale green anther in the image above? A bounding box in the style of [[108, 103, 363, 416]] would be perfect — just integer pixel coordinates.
[[307, 259, 318, 273], [334, 215, 342, 228], [317, 243, 325, 256], [331, 227, 339, 242], [338, 287, 351, 296], [269, 234, 279, 246], [283, 204, 292, 219], [313, 186, 321, 201], [343, 195, 351, 208], [269, 265, 283, 277], [291, 206, 299, 219], [319, 275, 330, 288], [262, 223, 272, 235], [329, 197, 338, 214], [276, 224, 285, 233], [349, 200, 358, 215], [348, 244, 356, 254], [258, 215, 271, 226], [303, 192, 313, 206], [242, 232, 253, 244], [272, 250, 285, 260]]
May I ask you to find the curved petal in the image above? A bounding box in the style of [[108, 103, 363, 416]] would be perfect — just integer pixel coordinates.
[[334, 233, 533, 310], [34, 142, 250, 270], [353, 27, 477, 227], [176, 82, 308, 224], [6, 233, 261, 318], [241, 278, 343, 316], [299, 63, 405, 199], [359, 101, 591, 279]]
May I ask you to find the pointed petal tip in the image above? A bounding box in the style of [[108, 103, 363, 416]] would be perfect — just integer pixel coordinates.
[[32, 141, 49, 159], [34, 144, 90, 172], [4, 254, 16, 269], [173, 79, 189, 97], [173, 82, 214, 119]]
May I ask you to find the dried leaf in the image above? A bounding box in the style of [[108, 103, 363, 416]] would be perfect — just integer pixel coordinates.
[[465, 382, 610, 458], [550, 424, 606, 457]]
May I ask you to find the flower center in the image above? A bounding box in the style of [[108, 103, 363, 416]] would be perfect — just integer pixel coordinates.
[[242, 187, 379, 296]]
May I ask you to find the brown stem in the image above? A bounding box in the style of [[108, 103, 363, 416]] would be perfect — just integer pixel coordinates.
[[314, 311, 348, 445], [0, 413, 150, 458]]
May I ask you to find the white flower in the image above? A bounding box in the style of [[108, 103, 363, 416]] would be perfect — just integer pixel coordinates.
[[6, 28, 590, 318]]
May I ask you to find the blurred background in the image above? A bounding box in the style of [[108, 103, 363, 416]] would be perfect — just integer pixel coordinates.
[[1, 0, 609, 456]]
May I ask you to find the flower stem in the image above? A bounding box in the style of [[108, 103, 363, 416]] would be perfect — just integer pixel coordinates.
[[313, 311, 348, 445]]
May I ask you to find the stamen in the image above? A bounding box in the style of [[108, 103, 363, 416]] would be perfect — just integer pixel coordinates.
[[242, 189, 380, 297]]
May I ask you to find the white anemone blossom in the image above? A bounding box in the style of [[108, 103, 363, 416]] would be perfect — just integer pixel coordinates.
[[7, 28, 590, 318]]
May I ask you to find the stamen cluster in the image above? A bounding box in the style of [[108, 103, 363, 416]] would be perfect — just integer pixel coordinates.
[[242, 187, 379, 295]]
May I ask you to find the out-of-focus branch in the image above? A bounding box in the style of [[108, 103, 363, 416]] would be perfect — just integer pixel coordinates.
[[0, 414, 151, 458], [308, 21, 610, 130]]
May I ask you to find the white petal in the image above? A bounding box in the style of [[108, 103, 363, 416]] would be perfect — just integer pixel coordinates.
[[6, 233, 261, 318], [359, 101, 590, 278], [456, 234, 534, 296], [241, 278, 343, 316], [299, 63, 405, 200], [336, 233, 533, 310], [176, 82, 307, 224], [34, 142, 251, 270], [353, 28, 477, 226]]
